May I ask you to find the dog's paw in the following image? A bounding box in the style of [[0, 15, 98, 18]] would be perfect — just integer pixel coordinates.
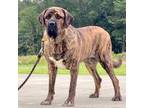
[[112, 95, 122, 101], [40, 100, 51, 105], [62, 103, 74, 107], [62, 98, 74, 107], [89, 93, 99, 98]]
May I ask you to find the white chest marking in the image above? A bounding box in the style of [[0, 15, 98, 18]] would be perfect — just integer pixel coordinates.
[[49, 57, 66, 68]]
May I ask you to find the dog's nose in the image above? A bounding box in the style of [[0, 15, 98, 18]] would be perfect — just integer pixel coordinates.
[[48, 21, 56, 26]]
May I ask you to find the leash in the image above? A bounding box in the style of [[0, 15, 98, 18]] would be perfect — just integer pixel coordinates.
[[18, 41, 44, 90]]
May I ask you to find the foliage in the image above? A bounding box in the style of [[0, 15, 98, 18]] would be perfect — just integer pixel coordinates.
[[18, 0, 126, 55]]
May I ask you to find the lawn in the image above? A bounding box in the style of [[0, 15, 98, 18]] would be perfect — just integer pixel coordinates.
[[18, 53, 126, 75]]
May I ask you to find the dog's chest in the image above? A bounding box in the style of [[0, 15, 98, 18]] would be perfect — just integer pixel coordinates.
[[48, 40, 68, 68], [49, 57, 66, 68]]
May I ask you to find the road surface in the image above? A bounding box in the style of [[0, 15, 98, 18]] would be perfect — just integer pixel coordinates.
[[18, 75, 126, 108]]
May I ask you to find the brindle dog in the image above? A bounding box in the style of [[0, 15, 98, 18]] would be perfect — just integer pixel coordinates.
[[38, 7, 122, 106]]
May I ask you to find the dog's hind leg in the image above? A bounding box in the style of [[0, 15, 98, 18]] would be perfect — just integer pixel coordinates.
[[85, 62, 102, 98], [99, 53, 122, 101]]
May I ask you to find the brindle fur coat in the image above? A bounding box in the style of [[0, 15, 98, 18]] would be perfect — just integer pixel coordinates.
[[39, 7, 122, 107]]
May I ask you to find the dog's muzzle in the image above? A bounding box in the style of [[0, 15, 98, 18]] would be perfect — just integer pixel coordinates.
[[47, 21, 58, 39]]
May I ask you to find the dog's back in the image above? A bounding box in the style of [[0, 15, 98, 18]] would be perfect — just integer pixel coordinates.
[[72, 26, 112, 61]]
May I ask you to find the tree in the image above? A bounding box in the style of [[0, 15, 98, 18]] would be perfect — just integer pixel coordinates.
[[18, 0, 126, 55]]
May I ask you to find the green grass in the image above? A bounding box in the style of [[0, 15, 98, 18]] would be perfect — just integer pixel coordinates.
[[18, 53, 126, 75]]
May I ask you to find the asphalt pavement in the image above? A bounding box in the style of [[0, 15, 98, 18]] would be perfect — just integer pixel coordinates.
[[18, 75, 126, 108]]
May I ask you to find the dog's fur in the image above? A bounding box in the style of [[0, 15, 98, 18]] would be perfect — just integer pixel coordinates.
[[39, 7, 122, 106]]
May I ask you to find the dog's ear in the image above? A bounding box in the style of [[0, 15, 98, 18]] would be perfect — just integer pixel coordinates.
[[38, 9, 48, 26], [62, 9, 73, 27]]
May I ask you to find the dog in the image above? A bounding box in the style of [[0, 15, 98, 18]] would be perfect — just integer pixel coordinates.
[[38, 7, 122, 106]]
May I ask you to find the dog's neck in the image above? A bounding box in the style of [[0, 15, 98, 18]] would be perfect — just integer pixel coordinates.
[[48, 29, 66, 44], [42, 26, 78, 56]]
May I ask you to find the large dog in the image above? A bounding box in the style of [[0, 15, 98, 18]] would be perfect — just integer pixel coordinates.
[[38, 7, 122, 106]]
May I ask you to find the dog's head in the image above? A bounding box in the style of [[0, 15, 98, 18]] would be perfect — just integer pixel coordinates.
[[38, 7, 73, 39]]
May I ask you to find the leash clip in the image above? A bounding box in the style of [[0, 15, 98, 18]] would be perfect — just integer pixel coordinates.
[[38, 41, 44, 58]]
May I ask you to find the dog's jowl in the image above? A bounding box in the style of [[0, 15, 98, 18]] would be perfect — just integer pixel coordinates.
[[38, 6, 122, 106]]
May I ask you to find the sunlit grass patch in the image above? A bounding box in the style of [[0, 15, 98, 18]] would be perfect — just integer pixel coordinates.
[[18, 54, 126, 75]]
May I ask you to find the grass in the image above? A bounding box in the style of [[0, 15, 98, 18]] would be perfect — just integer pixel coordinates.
[[18, 53, 126, 75]]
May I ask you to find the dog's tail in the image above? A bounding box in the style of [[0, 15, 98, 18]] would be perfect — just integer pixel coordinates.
[[113, 56, 123, 68]]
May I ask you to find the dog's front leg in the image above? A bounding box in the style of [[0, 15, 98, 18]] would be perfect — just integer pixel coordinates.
[[63, 60, 78, 107], [41, 60, 57, 105]]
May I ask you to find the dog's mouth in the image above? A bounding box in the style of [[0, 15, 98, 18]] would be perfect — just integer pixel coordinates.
[[47, 22, 58, 39]]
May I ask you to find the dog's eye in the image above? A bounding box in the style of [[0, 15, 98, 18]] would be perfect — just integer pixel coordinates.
[[46, 13, 52, 19], [55, 14, 62, 19]]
